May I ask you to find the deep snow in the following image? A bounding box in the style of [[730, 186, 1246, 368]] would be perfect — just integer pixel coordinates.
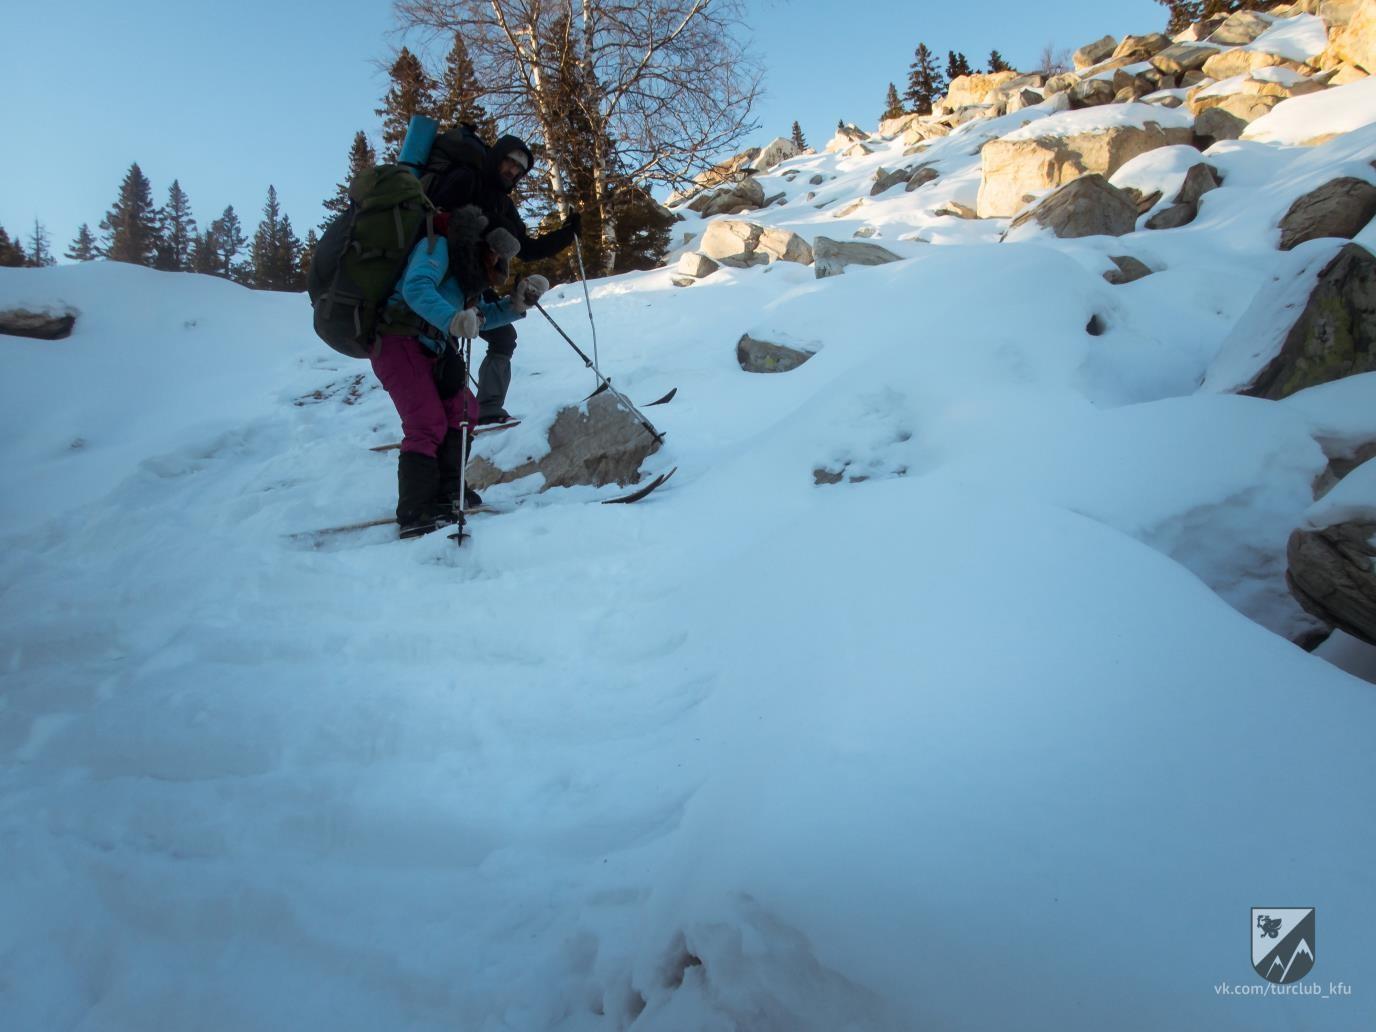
[[3, 61, 1376, 1032]]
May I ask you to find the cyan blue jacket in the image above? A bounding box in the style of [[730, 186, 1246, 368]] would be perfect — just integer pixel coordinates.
[[389, 235, 523, 354]]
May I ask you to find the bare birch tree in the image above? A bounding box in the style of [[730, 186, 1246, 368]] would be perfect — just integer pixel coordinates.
[[391, 0, 762, 270]]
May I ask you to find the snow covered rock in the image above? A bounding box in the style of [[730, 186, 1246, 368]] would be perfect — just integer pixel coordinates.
[[466, 391, 661, 493], [1204, 242, 1376, 399], [1069, 78, 1117, 108], [977, 107, 1194, 218], [746, 137, 801, 173], [0, 306, 76, 340], [735, 334, 817, 373], [1145, 162, 1223, 229], [1201, 46, 1292, 79], [824, 124, 870, 153], [1005, 174, 1139, 239], [1288, 459, 1376, 643], [870, 166, 916, 195], [1073, 35, 1117, 70], [1278, 176, 1376, 249], [811, 237, 903, 278], [1105, 254, 1154, 283]]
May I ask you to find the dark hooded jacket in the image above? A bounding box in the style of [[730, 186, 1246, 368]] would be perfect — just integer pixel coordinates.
[[430, 134, 578, 264]]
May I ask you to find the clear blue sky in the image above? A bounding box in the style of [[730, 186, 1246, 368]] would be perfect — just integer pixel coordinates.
[[3, 0, 1165, 259]]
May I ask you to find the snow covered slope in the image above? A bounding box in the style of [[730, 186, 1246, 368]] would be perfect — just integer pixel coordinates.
[[4, 31, 1376, 1032]]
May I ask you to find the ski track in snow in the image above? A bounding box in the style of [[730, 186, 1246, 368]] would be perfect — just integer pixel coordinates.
[[4, 69, 1376, 1032]]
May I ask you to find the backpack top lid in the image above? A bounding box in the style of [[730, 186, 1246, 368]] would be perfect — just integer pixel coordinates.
[[425, 123, 488, 180]]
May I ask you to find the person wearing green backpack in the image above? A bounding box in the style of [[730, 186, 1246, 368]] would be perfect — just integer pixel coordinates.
[[375, 205, 549, 538]]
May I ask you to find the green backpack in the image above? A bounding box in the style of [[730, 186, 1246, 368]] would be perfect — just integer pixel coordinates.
[[307, 165, 435, 359]]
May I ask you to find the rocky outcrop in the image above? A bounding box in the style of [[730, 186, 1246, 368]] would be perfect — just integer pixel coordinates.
[[0, 307, 77, 340], [1006, 175, 1139, 239], [825, 124, 871, 153], [1208, 243, 1376, 399], [940, 72, 1021, 112], [1278, 177, 1376, 250], [698, 220, 813, 268], [812, 237, 904, 278], [1287, 519, 1376, 644], [466, 392, 661, 493], [686, 175, 766, 217], [747, 137, 801, 173], [736, 334, 817, 373], [1207, 10, 1273, 45], [977, 121, 1194, 218]]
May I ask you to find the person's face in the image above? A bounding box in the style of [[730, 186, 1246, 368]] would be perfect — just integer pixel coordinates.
[[498, 156, 525, 189]]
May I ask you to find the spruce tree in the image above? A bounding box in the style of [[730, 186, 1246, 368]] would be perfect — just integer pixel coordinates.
[[790, 121, 807, 152], [210, 205, 247, 281], [434, 33, 497, 139], [905, 44, 945, 116], [988, 50, 1013, 73], [66, 223, 100, 262], [0, 225, 27, 267], [277, 214, 304, 291], [25, 219, 56, 267], [190, 228, 221, 275], [298, 228, 319, 287], [375, 47, 438, 161], [249, 185, 286, 290], [322, 131, 376, 229], [946, 51, 974, 81], [99, 162, 161, 266], [882, 83, 906, 121], [155, 179, 197, 271]]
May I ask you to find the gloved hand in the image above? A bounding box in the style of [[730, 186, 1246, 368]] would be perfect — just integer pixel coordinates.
[[448, 306, 482, 339], [510, 274, 550, 315], [563, 210, 582, 238]]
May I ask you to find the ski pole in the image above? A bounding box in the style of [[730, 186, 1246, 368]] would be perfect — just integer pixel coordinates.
[[534, 302, 664, 444], [572, 231, 600, 388], [453, 335, 473, 545]]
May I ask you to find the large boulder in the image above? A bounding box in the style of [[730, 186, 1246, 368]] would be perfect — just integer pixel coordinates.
[[940, 72, 1020, 112], [1287, 460, 1376, 644], [677, 251, 720, 279], [1204, 242, 1376, 399], [1279, 177, 1376, 250], [1005, 174, 1139, 239], [1201, 48, 1290, 80], [977, 119, 1194, 218], [687, 175, 766, 217], [1069, 78, 1117, 108], [1194, 105, 1251, 143], [812, 237, 904, 278], [736, 334, 817, 373], [698, 220, 812, 268], [0, 307, 77, 340], [1112, 33, 1172, 61], [1207, 10, 1273, 44], [1073, 35, 1118, 70], [1330, 0, 1376, 72], [466, 392, 661, 493], [1152, 43, 1222, 75], [746, 137, 801, 173]]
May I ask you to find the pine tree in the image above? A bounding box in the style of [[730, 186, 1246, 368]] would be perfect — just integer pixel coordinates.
[[66, 223, 100, 262], [190, 228, 220, 275], [988, 50, 1013, 73], [321, 131, 376, 230], [154, 179, 197, 271], [375, 47, 438, 161], [298, 228, 319, 288], [946, 51, 974, 81], [905, 44, 945, 116], [209, 205, 247, 281], [25, 219, 56, 267], [0, 225, 27, 267], [882, 83, 906, 121], [249, 185, 285, 290], [836, 118, 845, 132], [99, 162, 161, 266], [790, 121, 807, 152], [434, 33, 497, 138], [278, 214, 304, 291]]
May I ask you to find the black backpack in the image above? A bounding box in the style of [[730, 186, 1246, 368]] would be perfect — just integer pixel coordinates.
[[422, 124, 489, 209]]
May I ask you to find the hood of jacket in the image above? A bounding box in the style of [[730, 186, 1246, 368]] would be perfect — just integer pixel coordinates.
[[484, 135, 534, 193]]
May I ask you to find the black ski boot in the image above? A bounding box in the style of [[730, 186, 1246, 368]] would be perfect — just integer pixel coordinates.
[[397, 451, 453, 539]]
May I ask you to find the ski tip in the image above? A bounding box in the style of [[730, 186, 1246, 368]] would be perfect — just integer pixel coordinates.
[[602, 466, 677, 505], [645, 386, 678, 407]]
